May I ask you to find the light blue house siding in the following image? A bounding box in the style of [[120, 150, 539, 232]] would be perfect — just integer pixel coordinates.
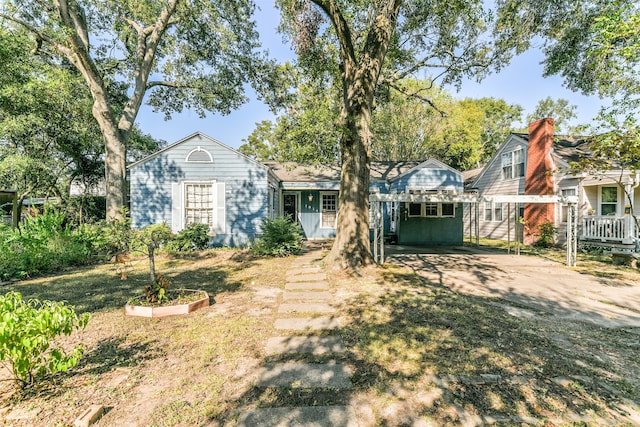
[[129, 133, 272, 247]]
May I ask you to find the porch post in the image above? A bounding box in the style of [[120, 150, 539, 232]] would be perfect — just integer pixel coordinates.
[[373, 199, 379, 263]]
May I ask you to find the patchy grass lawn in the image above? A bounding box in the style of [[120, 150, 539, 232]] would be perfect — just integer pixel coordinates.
[[1, 245, 639, 426]]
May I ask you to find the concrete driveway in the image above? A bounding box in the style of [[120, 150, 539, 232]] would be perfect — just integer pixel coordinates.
[[384, 245, 640, 329]]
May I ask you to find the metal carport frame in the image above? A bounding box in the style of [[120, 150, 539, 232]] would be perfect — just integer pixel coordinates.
[[370, 193, 579, 267]]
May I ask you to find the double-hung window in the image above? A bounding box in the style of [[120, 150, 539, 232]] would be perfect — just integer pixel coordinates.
[[501, 148, 525, 180], [484, 201, 503, 222], [600, 187, 618, 216]]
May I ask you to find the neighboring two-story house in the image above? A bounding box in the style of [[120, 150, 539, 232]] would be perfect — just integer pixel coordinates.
[[469, 118, 639, 250]]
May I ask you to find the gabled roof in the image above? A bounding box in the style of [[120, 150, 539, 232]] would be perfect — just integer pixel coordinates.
[[264, 160, 460, 184], [388, 158, 462, 183], [127, 132, 271, 173], [515, 133, 593, 166], [470, 133, 528, 188]]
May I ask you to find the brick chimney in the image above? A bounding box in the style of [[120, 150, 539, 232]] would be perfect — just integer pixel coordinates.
[[524, 118, 555, 245]]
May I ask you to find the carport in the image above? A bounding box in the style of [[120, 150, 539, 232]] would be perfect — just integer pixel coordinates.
[[370, 193, 579, 267]]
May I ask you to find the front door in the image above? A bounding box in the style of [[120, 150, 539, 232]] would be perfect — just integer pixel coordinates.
[[283, 193, 298, 223]]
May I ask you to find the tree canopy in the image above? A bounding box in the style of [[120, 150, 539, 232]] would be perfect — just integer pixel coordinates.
[[274, 0, 556, 269], [1, 0, 280, 219]]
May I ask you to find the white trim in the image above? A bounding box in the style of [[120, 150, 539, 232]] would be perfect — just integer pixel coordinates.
[[407, 202, 456, 218], [599, 186, 619, 216], [320, 191, 338, 229], [471, 134, 528, 188], [185, 146, 213, 163], [282, 191, 301, 223]]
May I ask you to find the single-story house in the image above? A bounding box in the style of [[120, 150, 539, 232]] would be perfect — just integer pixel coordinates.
[[129, 132, 465, 247], [467, 118, 639, 251]]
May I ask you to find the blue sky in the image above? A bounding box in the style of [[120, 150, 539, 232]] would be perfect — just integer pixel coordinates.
[[135, 3, 607, 150]]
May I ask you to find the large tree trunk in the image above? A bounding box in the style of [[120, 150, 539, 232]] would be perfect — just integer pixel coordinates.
[[327, 107, 374, 269]]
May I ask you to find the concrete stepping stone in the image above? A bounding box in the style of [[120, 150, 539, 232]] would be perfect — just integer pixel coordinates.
[[286, 267, 323, 277], [265, 336, 346, 355], [283, 291, 332, 301], [287, 273, 327, 283], [237, 406, 357, 427], [255, 361, 352, 388], [285, 282, 329, 291], [278, 303, 335, 314], [275, 316, 340, 330]]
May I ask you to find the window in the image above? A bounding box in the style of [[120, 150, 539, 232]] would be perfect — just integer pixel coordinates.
[[185, 146, 213, 163], [407, 202, 455, 218], [321, 192, 337, 228], [561, 188, 577, 222], [494, 202, 503, 221], [484, 201, 502, 222], [184, 183, 214, 227], [408, 203, 422, 217], [601, 187, 618, 216], [501, 153, 513, 180], [501, 148, 525, 180], [425, 203, 438, 217], [441, 203, 454, 217], [484, 201, 492, 221]]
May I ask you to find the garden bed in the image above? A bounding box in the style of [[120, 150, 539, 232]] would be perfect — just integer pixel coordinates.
[[124, 289, 209, 318]]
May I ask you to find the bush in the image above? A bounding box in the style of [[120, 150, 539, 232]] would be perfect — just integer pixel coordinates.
[[166, 223, 210, 252], [0, 292, 90, 388], [0, 208, 107, 280], [534, 221, 558, 248], [252, 217, 303, 257]]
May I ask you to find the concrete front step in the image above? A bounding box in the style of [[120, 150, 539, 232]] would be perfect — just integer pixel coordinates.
[[255, 361, 352, 388], [282, 291, 332, 301], [275, 316, 340, 331], [265, 336, 346, 356], [285, 282, 329, 291], [278, 303, 336, 314], [237, 406, 357, 427], [287, 273, 327, 283]]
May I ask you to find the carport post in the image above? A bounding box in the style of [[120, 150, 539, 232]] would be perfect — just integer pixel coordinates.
[[566, 201, 577, 267]]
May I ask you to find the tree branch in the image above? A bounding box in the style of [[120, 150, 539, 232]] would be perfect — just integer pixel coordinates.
[[386, 81, 446, 116]]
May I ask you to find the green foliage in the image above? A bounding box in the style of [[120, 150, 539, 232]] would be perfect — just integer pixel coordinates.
[[534, 221, 558, 248], [144, 274, 172, 304], [525, 97, 580, 134], [253, 217, 303, 257], [0, 291, 89, 388], [0, 208, 106, 280], [166, 223, 210, 252]]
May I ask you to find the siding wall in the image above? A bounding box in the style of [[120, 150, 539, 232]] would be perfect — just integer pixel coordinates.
[[129, 134, 270, 246], [468, 136, 528, 240], [397, 202, 464, 245], [391, 167, 463, 193]]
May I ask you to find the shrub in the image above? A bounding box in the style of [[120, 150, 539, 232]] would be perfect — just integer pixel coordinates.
[[534, 221, 558, 248], [0, 292, 90, 388], [252, 217, 303, 257], [166, 223, 210, 252], [0, 208, 106, 280]]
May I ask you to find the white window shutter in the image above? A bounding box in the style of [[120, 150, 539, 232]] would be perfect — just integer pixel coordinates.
[[171, 182, 183, 232], [215, 182, 225, 234]]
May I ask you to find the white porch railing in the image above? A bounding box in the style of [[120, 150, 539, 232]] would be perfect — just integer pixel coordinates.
[[582, 215, 637, 244]]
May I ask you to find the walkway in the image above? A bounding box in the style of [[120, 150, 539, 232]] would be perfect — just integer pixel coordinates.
[[237, 246, 357, 426]]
